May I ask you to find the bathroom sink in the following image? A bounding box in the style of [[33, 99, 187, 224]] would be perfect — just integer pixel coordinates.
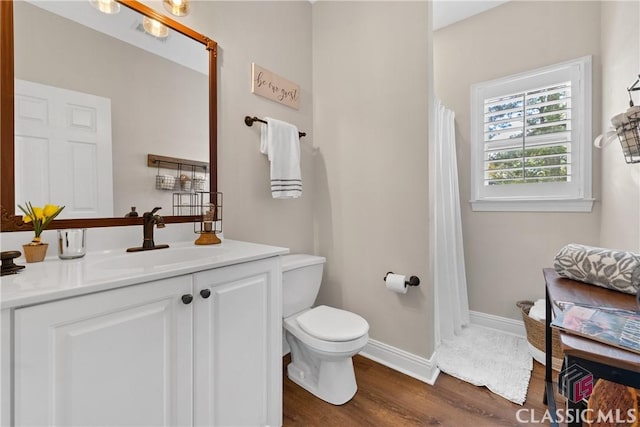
[[91, 245, 226, 271]]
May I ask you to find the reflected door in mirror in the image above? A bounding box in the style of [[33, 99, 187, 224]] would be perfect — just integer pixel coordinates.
[[14, 79, 114, 218]]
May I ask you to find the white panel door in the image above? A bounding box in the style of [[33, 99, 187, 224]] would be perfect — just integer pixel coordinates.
[[14, 276, 193, 427], [193, 257, 282, 427], [14, 79, 114, 218]]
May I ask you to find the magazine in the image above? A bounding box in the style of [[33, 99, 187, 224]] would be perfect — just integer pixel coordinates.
[[551, 303, 640, 355]]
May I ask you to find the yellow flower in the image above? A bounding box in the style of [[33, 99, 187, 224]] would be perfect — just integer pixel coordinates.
[[43, 204, 60, 218], [32, 206, 44, 220], [17, 202, 65, 240]]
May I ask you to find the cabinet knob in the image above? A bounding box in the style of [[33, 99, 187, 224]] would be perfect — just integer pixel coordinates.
[[181, 294, 194, 304], [200, 289, 212, 299]]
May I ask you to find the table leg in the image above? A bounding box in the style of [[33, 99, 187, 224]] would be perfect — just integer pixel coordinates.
[[544, 288, 559, 427]]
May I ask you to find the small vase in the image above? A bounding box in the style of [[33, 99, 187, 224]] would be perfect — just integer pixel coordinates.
[[22, 243, 49, 263]]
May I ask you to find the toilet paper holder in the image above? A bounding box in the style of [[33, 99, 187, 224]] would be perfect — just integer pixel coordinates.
[[384, 271, 420, 287]]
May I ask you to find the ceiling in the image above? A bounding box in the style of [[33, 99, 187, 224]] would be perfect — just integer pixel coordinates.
[[26, 0, 207, 74], [33, 0, 509, 65], [432, 0, 510, 31]]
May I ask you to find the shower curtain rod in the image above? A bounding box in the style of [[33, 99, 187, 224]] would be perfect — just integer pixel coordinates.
[[244, 116, 306, 138]]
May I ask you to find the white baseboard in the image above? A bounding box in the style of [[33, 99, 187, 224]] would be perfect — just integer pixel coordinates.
[[469, 310, 526, 337], [359, 339, 440, 385]]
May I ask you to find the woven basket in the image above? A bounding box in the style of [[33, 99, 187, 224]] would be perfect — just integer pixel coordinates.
[[516, 300, 563, 371]]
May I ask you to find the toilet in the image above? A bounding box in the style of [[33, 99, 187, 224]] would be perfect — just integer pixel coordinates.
[[282, 254, 369, 405]]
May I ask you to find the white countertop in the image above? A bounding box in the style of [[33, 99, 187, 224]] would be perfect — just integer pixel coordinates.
[[0, 240, 289, 309]]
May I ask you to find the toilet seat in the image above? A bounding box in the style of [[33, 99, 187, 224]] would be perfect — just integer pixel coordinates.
[[284, 309, 369, 354], [296, 305, 369, 342]]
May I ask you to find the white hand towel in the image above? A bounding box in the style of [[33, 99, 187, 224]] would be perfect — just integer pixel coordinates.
[[528, 299, 546, 321], [260, 117, 302, 199]]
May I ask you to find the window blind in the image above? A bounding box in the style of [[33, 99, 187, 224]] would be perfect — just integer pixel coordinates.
[[482, 82, 572, 186]]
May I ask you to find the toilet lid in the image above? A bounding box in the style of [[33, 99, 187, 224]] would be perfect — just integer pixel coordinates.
[[296, 305, 369, 342]]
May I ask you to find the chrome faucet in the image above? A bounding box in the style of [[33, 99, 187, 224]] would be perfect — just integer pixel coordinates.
[[126, 207, 170, 252]]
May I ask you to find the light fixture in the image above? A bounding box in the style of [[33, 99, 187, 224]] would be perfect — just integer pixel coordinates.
[[142, 16, 169, 39], [163, 0, 190, 17], [89, 0, 120, 14]]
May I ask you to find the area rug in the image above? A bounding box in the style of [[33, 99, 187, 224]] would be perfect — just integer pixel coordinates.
[[436, 324, 533, 405]]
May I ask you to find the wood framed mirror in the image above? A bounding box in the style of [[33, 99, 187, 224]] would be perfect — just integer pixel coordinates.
[[0, 0, 217, 232]]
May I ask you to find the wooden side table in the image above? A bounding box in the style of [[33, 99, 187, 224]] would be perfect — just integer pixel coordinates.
[[543, 268, 640, 427]]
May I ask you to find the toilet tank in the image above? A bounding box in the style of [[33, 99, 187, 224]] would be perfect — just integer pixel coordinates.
[[282, 254, 326, 318]]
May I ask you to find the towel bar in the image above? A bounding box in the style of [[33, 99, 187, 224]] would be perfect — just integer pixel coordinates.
[[244, 116, 306, 138]]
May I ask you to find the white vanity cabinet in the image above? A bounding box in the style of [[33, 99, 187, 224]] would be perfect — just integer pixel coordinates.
[[193, 258, 281, 427], [5, 253, 283, 427], [14, 275, 194, 427]]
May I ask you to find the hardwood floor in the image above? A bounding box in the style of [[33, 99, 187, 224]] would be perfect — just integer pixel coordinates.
[[283, 355, 563, 426]]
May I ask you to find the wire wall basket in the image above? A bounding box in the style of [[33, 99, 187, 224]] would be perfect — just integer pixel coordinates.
[[615, 110, 640, 164], [148, 154, 209, 192], [617, 74, 640, 164]]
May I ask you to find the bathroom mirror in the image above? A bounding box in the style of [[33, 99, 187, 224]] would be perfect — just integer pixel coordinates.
[[0, 0, 218, 231]]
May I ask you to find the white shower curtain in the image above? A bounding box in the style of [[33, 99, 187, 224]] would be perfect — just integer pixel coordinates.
[[433, 98, 470, 346]]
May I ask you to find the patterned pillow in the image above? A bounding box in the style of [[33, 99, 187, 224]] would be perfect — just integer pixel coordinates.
[[554, 244, 640, 295]]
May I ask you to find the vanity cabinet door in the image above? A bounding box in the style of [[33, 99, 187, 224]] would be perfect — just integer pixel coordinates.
[[193, 257, 282, 427], [14, 275, 194, 427]]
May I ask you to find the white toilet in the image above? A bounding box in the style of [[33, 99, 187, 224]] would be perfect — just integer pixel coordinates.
[[282, 254, 369, 405]]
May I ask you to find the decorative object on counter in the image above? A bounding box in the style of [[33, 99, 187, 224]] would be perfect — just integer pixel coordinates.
[[194, 192, 222, 245], [18, 202, 65, 263], [124, 207, 139, 217], [22, 243, 49, 263], [1, 251, 26, 276], [57, 229, 87, 260], [126, 207, 170, 252]]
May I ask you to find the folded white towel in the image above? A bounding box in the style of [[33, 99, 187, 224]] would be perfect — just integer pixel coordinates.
[[260, 117, 302, 199], [528, 299, 546, 321]]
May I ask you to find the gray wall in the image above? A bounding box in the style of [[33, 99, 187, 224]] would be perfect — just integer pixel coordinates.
[[312, 2, 432, 358], [434, 1, 603, 319], [599, 1, 640, 251], [143, 1, 316, 254]]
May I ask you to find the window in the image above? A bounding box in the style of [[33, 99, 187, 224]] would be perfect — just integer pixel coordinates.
[[470, 56, 593, 212]]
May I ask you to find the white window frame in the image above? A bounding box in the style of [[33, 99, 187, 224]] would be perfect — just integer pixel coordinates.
[[470, 56, 594, 212]]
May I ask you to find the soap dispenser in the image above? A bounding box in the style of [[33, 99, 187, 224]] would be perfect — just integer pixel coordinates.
[[125, 207, 139, 217]]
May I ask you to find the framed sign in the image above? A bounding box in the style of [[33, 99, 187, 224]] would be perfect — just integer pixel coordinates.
[[251, 63, 300, 110]]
